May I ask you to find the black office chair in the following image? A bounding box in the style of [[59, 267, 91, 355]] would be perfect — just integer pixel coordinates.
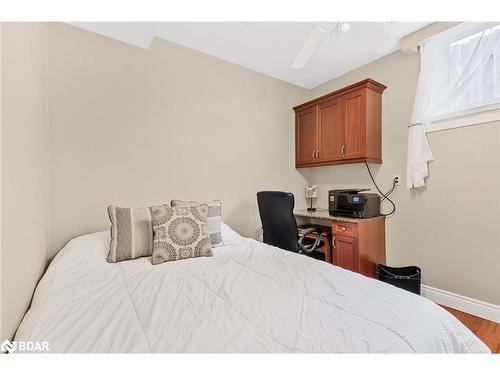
[[256, 191, 325, 254]]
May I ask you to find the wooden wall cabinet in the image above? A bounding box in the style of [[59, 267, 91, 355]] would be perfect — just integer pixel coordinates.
[[294, 79, 386, 168]]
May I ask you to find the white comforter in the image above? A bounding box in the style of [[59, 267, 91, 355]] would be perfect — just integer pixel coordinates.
[[15, 230, 489, 353]]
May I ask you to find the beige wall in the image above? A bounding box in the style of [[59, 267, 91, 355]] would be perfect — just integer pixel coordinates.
[[1, 23, 50, 340], [307, 51, 500, 305], [48, 23, 310, 257], [1, 22, 498, 340]]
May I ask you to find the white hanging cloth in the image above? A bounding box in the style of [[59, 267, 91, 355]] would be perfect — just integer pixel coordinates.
[[407, 22, 500, 188]]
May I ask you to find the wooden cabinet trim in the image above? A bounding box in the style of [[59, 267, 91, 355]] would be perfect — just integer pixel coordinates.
[[365, 88, 383, 161], [295, 156, 382, 168], [293, 78, 386, 112]]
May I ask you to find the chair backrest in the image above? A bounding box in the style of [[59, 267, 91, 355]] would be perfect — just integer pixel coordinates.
[[256, 191, 299, 252]]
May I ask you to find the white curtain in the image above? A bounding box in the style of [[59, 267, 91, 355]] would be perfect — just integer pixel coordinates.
[[407, 22, 500, 188]]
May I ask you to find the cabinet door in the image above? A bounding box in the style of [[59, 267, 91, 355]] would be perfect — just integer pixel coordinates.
[[295, 106, 318, 166], [333, 235, 359, 273], [318, 97, 344, 162], [343, 90, 366, 159]]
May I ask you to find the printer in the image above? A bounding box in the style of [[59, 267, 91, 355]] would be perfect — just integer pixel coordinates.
[[329, 189, 381, 218]]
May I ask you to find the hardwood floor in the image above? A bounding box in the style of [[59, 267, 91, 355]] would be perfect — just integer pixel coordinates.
[[441, 305, 500, 353]]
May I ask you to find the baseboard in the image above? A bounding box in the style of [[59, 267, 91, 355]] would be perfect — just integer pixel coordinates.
[[421, 284, 500, 323]]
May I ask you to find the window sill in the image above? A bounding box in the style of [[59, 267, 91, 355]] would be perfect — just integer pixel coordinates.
[[426, 102, 500, 133]]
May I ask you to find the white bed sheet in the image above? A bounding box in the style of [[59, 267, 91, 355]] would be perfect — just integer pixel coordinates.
[[15, 230, 489, 353]]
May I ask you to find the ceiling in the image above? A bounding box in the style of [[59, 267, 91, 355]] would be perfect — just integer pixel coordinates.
[[69, 22, 429, 89]]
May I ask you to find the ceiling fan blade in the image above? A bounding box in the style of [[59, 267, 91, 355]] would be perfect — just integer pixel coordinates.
[[292, 22, 338, 68], [292, 34, 322, 68], [352, 23, 398, 54]]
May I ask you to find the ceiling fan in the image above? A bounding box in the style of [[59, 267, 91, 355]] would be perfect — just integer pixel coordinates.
[[292, 22, 398, 69]]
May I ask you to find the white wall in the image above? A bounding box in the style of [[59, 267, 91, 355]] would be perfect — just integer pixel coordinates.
[[1, 23, 50, 340], [306, 50, 500, 305]]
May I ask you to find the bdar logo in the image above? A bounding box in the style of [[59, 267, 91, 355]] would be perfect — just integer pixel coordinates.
[[0, 339, 17, 353]]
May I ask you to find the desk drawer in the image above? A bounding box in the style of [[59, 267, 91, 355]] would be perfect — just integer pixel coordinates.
[[332, 221, 358, 238]]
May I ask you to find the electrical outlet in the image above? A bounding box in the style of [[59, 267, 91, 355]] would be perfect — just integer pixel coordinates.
[[393, 175, 401, 186]]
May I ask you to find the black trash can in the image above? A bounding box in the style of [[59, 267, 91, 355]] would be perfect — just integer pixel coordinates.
[[377, 265, 421, 295]]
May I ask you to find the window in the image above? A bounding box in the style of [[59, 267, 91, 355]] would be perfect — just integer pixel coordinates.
[[407, 23, 500, 189], [448, 24, 500, 112]]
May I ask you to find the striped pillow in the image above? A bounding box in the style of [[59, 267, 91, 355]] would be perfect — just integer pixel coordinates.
[[170, 200, 223, 247], [107, 205, 157, 263]]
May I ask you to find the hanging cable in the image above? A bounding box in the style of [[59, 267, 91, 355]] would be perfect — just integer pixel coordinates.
[[380, 184, 395, 203], [364, 162, 396, 216]]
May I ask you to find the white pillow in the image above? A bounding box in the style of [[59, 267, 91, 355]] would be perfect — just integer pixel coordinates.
[[220, 222, 242, 245]]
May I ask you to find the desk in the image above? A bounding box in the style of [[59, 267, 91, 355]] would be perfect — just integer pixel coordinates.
[[295, 208, 386, 278]]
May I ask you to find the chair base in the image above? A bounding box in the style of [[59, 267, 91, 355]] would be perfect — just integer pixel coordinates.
[[298, 226, 332, 264]]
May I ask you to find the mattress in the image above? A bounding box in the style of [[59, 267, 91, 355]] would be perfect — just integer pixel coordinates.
[[15, 230, 489, 353]]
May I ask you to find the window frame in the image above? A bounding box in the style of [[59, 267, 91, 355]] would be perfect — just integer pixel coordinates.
[[424, 22, 500, 133], [426, 101, 500, 133]]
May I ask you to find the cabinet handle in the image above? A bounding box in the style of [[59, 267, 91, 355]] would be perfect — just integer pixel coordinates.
[[317, 150, 320, 160], [312, 151, 315, 160], [341, 226, 346, 231], [341, 145, 345, 156]]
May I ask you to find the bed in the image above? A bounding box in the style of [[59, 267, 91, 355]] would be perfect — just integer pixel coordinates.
[[15, 224, 489, 353]]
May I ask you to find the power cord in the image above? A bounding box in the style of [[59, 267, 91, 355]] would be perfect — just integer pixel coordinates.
[[364, 162, 396, 216]]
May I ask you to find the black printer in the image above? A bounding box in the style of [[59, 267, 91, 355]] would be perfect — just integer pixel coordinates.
[[329, 189, 381, 218]]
